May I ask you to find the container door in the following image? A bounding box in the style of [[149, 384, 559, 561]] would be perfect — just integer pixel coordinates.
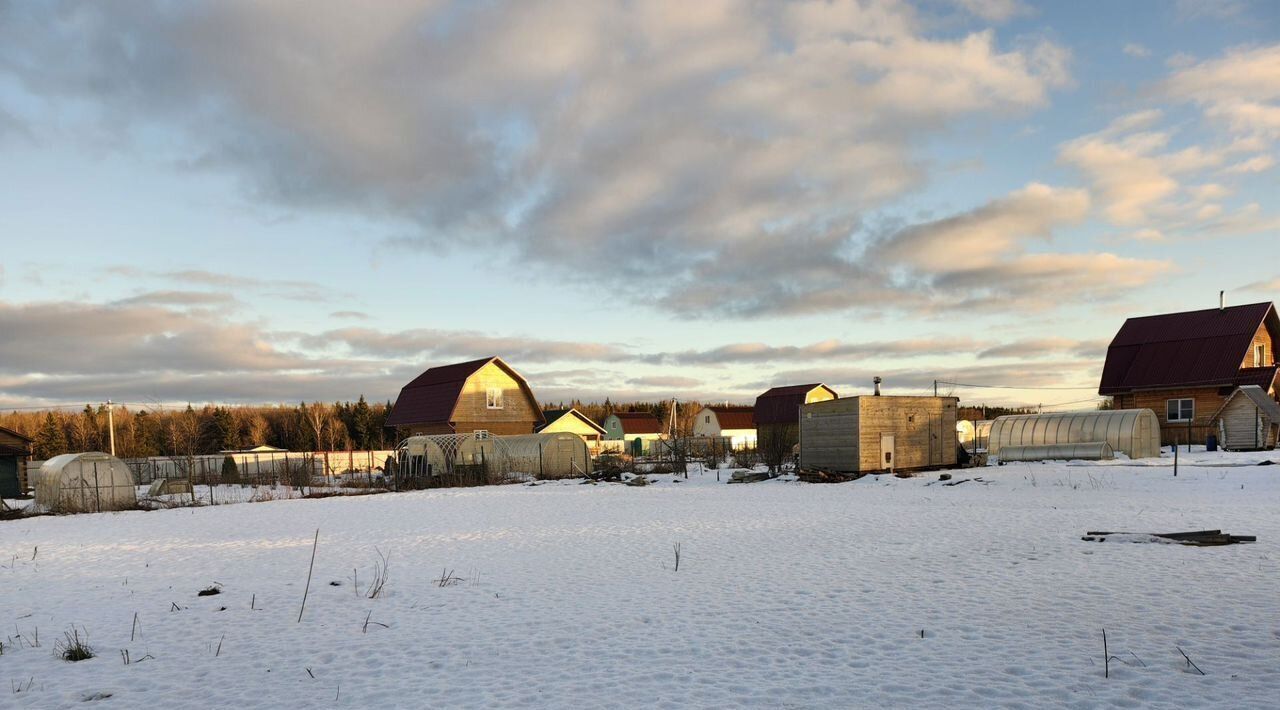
[[879, 433, 895, 471]]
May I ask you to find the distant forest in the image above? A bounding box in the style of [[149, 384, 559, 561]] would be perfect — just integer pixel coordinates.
[[3, 397, 1077, 461], [1, 397, 712, 460]]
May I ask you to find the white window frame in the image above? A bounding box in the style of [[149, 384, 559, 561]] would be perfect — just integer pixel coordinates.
[[1166, 398, 1194, 423], [486, 387, 504, 409]]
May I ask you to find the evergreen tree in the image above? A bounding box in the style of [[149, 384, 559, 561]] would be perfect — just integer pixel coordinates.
[[352, 395, 373, 449], [221, 455, 241, 485], [33, 412, 68, 459]]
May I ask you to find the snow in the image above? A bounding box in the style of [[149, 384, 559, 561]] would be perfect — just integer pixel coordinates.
[[3, 454, 1280, 708]]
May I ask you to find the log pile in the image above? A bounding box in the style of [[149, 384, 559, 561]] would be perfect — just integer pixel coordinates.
[[796, 469, 865, 483], [1082, 529, 1256, 546]]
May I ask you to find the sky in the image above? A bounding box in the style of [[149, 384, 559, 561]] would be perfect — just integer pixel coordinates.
[[0, 0, 1277, 412]]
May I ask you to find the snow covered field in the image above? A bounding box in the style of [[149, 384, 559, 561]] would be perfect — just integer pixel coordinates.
[[4, 455, 1280, 708]]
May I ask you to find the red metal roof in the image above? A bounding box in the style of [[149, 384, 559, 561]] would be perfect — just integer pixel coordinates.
[[708, 405, 755, 430], [611, 411, 664, 434], [753, 384, 837, 425], [386, 357, 543, 427], [1098, 302, 1278, 395]]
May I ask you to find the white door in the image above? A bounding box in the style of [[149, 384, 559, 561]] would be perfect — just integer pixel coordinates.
[[880, 433, 895, 471]]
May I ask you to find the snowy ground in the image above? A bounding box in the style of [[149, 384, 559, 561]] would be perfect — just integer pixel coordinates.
[[3, 454, 1280, 708]]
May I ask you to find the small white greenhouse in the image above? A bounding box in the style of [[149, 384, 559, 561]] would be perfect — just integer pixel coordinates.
[[36, 452, 137, 513], [988, 409, 1162, 460]]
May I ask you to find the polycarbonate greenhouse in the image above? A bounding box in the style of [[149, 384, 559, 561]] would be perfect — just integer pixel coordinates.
[[988, 409, 1161, 460], [398, 431, 591, 484], [36, 451, 137, 513]]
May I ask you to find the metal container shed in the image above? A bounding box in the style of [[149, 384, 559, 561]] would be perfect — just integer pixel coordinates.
[[988, 409, 1161, 460]]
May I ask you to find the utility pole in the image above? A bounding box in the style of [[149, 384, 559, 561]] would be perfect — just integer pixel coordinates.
[[106, 400, 116, 457], [933, 380, 937, 397]]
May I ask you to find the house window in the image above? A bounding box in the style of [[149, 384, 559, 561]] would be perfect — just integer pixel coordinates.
[[1166, 398, 1194, 423], [705, 415, 711, 424], [486, 387, 503, 409], [1257, 344, 1267, 366]]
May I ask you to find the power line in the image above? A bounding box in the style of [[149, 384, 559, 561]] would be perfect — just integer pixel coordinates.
[[934, 380, 1098, 391]]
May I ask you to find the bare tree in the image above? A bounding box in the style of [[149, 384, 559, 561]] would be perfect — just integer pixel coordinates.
[[759, 424, 795, 472]]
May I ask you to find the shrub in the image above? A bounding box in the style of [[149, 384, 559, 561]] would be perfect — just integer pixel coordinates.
[[221, 456, 241, 485]]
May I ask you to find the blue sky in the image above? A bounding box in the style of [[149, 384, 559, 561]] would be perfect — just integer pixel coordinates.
[[0, 0, 1276, 410]]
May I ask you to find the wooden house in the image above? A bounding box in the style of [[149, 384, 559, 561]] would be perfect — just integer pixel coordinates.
[[753, 384, 838, 454], [538, 409, 607, 447], [798, 395, 958, 473], [692, 405, 757, 449], [1210, 385, 1280, 450], [0, 425, 34, 498], [1099, 302, 1279, 445], [602, 412, 665, 456], [386, 356, 544, 436]]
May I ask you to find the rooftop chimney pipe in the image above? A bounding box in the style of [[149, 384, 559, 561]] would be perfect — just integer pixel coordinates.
[[873, 376, 882, 396], [1219, 290, 1225, 311]]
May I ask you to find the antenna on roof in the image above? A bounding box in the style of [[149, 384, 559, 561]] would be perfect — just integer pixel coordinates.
[[1220, 290, 1225, 311]]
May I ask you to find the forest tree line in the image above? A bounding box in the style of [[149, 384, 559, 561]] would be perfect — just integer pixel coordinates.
[[1, 397, 395, 461], [1, 397, 721, 461]]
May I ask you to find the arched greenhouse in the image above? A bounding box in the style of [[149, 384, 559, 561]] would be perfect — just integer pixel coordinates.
[[988, 409, 1161, 460], [36, 452, 137, 513]]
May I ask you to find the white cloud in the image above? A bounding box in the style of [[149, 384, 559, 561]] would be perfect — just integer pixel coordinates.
[[0, 0, 1074, 318], [1123, 43, 1151, 58], [948, 0, 1031, 22], [1222, 154, 1276, 174]]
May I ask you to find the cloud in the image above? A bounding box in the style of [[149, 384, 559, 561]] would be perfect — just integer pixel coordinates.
[[1222, 154, 1275, 174], [653, 337, 981, 365], [300, 328, 632, 364], [1162, 45, 1280, 138], [329, 311, 369, 320], [106, 266, 337, 302], [626, 375, 704, 389], [761, 359, 1100, 398], [0, 0, 1073, 318], [1123, 43, 1151, 58], [112, 290, 239, 307], [977, 337, 1107, 360], [1239, 276, 1280, 293], [0, 300, 321, 377], [948, 0, 1031, 22]]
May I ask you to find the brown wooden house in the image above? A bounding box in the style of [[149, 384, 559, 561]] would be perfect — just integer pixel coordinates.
[[386, 356, 544, 436], [1098, 302, 1279, 445], [0, 425, 34, 498]]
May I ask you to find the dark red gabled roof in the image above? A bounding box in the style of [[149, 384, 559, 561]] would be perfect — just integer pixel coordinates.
[[610, 411, 664, 435], [386, 356, 543, 427], [753, 384, 838, 425], [708, 405, 755, 430], [1098, 302, 1278, 395]]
